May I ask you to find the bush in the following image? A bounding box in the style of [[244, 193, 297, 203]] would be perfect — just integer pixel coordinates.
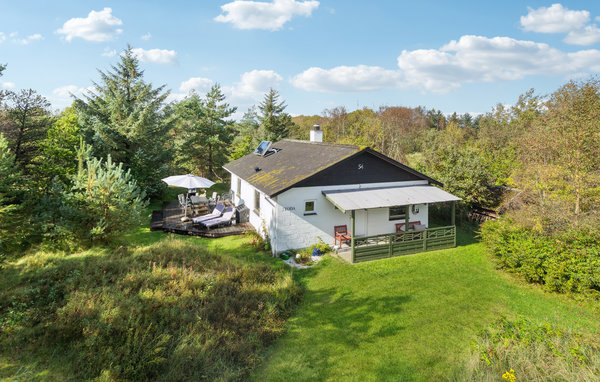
[[481, 218, 600, 298], [462, 316, 600, 381]]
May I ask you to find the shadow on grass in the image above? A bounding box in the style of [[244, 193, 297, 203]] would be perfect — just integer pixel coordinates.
[[257, 271, 414, 380]]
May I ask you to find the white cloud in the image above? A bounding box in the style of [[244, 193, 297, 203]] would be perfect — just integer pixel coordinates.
[[520, 3, 589, 33], [291, 65, 402, 92], [1, 81, 15, 90], [102, 47, 117, 57], [141, 32, 152, 41], [232, 69, 283, 98], [52, 85, 92, 98], [291, 35, 600, 94], [179, 77, 213, 93], [0, 32, 5, 43], [14, 33, 43, 45], [564, 24, 600, 45], [57, 8, 123, 42], [215, 0, 319, 31], [131, 48, 177, 64]]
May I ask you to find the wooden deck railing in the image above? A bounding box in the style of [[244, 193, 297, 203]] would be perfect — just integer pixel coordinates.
[[352, 226, 456, 263]]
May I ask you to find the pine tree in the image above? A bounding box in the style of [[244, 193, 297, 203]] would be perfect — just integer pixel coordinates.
[[1, 89, 52, 171], [76, 46, 175, 196], [257, 88, 294, 142], [173, 85, 235, 179]]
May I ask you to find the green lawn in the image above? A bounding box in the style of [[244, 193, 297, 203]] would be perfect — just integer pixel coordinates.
[[253, 227, 600, 381]]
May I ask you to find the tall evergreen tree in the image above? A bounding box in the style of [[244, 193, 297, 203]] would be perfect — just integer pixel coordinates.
[[0, 89, 52, 171], [76, 46, 174, 196], [257, 88, 294, 142], [173, 85, 235, 179]]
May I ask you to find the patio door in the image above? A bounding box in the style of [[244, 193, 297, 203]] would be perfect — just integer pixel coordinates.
[[353, 210, 368, 237]]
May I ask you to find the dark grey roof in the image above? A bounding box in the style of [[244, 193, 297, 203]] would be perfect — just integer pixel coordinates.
[[223, 139, 361, 196], [223, 139, 441, 197]]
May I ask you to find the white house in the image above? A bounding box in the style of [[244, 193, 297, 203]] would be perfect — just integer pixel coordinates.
[[223, 127, 460, 262]]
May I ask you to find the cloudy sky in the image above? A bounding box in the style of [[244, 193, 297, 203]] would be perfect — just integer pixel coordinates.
[[2, 1, 600, 117]]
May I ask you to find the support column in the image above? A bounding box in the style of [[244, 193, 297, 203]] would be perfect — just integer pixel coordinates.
[[351, 210, 356, 263], [451, 201, 456, 226], [405, 205, 410, 232]]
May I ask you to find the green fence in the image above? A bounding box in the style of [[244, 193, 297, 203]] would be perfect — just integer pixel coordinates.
[[352, 226, 456, 263]]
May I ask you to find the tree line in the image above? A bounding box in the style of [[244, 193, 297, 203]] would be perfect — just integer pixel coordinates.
[[0, 47, 295, 255]]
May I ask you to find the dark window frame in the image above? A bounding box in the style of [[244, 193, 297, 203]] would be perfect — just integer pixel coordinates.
[[304, 200, 316, 215], [389, 206, 406, 221]]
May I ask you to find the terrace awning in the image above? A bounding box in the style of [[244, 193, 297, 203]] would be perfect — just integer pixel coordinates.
[[322, 185, 461, 213]]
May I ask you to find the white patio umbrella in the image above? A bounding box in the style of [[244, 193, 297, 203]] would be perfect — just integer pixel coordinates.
[[161, 174, 215, 189], [162, 174, 215, 221]]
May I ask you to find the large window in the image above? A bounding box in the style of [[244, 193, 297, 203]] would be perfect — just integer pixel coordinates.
[[304, 200, 316, 215], [389, 206, 406, 221], [254, 189, 261, 214], [236, 178, 241, 196]]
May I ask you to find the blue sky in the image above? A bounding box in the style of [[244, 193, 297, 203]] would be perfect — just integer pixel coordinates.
[[2, 1, 600, 118]]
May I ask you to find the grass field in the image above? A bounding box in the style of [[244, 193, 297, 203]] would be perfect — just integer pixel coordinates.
[[252, 227, 600, 381]]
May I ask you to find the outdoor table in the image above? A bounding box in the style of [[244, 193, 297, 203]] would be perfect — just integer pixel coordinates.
[[190, 195, 208, 205]]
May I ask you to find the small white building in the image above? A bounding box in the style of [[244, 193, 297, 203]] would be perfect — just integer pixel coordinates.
[[223, 127, 460, 262]]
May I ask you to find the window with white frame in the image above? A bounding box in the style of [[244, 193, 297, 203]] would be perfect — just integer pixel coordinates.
[[254, 189, 260, 214], [304, 200, 316, 215], [389, 206, 406, 221]]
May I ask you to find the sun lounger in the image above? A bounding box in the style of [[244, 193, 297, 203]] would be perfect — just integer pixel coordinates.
[[192, 203, 225, 224], [201, 207, 235, 228]]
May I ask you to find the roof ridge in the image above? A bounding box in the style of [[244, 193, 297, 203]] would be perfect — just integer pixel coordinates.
[[279, 139, 365, 150]]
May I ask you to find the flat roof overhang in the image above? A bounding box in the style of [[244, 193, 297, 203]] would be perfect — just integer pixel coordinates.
[[322, 185, 461, 213]]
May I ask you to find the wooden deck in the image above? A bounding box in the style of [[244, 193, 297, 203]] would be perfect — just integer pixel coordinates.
[[151, 201, 253, 238]]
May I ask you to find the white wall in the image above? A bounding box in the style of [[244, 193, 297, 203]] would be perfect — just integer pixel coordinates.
[[229, 173, 433, 253], [272, 180, 430, 253], [230, 173, 275, 240]]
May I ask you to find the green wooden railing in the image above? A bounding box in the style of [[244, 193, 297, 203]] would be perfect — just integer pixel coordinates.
[[352, 226, 456, 263]]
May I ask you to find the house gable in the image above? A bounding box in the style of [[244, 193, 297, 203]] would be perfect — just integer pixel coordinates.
[[286, 150, 435, 191]]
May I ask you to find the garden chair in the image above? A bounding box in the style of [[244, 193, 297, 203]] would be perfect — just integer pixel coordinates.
[[192, 204, 225, 225], [334, 225, 351, 247], [201, 207, 235, 229]]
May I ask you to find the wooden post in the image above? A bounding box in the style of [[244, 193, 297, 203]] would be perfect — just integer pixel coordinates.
[[451, 201, 456, 247], [405, 205, 410, 233], [351, 210, 356, 263]]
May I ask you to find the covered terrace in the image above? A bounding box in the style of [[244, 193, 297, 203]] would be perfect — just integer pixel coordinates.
[[323, 185, 461, 263]]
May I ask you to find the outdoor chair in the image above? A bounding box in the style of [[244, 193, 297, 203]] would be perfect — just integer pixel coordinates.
[[334, 225, 352, 247], [395, 221, 423, 232], [201, 207, 235, 229], [192, 203, 225, 225], [178, 194, 190, 216]]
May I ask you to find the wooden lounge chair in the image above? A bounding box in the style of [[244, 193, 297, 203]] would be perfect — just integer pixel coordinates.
[[334, 225, 352, 246]]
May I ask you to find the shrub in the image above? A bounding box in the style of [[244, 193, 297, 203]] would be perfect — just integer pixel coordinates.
[[462, 316, 600, 381], [481, 218, 600, 298]]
